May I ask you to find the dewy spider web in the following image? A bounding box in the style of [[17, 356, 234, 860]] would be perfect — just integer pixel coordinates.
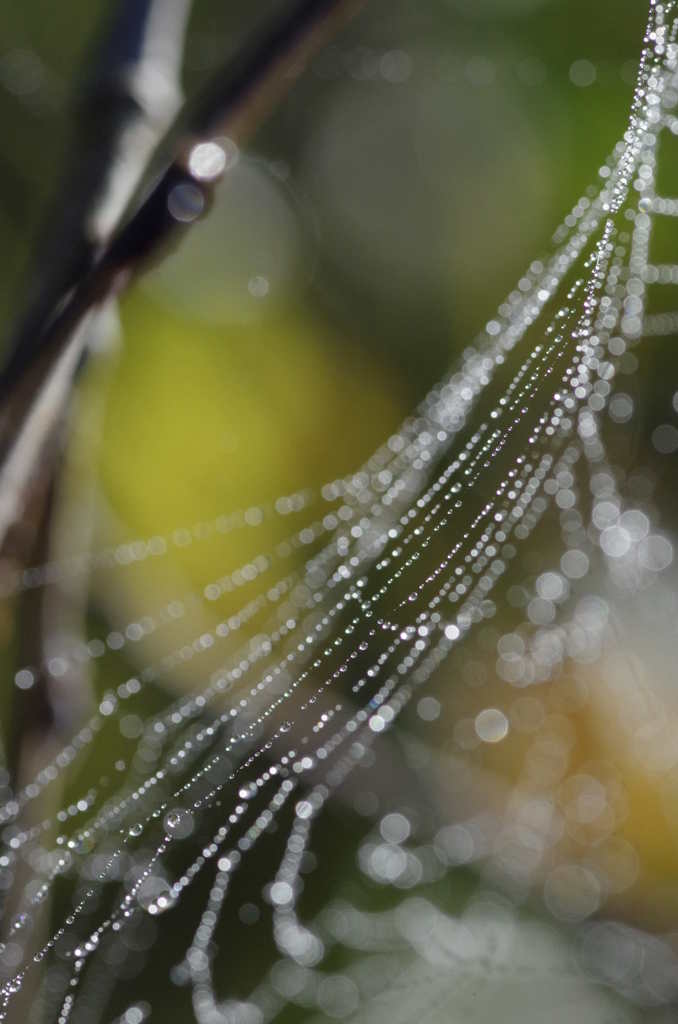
[[2, 3, 678, 1022]]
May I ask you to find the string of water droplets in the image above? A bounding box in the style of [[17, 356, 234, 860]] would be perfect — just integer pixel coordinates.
[[3, 4, 678, 1021]]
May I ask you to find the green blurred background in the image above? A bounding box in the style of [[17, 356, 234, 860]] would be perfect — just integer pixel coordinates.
[[2, 2, 674, 1022], [1, 0, 648, 535]]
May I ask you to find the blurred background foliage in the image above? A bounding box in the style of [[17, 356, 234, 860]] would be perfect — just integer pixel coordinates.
[[3, 1, 678, 1022], [60, 0, 647, 572]]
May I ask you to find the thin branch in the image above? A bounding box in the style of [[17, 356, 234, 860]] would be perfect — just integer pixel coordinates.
[[0, 2, 194, 991], [0, 0, 193, 569], [5, 0, 191, 368], [3, 0, 194, 747], [0, 0, 364, 554]]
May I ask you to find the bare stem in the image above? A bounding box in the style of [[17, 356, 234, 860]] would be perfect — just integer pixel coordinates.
[[0, 0, 364, 557], [0, 5, 193, 1007], [3, 0, 194, 753]]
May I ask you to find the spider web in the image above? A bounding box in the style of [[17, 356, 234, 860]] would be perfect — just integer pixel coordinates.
[[2, 3, 678, 1022]]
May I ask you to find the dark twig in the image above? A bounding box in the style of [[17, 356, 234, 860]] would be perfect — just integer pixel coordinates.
[[0, 0, 363, 555], [3, 0, 193, 760], [5, 0, 191, 369], [0, 0, 193, 568], [0, 3, 193, 1005]]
